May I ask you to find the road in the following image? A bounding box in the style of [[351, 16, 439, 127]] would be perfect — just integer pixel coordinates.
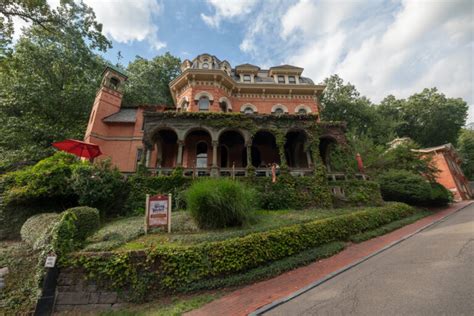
[[265, 203, 474, 316]]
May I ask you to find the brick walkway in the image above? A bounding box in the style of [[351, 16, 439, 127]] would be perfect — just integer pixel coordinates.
[[186, 201, 473, 316]]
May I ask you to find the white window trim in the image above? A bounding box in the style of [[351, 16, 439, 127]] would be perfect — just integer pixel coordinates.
[[240, 103, 258, 113], [294, 104, 312, 114], [271, 104, 289, 113]]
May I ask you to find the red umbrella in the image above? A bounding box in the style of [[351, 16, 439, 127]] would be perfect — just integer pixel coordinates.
[[52, 139, 102, 160]]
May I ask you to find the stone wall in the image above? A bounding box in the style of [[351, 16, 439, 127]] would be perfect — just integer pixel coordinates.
[[54, 267, 123, 312]]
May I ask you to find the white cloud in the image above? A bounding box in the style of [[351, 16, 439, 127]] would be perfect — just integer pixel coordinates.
[[201, 0, 258, 28], [83, 0, 166, 50]]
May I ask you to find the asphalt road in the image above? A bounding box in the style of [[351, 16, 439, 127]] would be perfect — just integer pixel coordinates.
[[265, 203, 474, 316]]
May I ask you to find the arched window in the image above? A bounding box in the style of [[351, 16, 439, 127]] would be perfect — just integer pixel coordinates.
[[220, 102, 228, 112], [244, 107, 254, 114], [196, 142, 208, 168], [198, 96, 210, 112], [297, 108, 307, 114], [202, 63, 209, 69], [273, 108, 284, 115]]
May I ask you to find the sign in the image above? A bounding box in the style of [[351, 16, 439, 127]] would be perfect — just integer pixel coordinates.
[[145, 194, 171, 233], [44, 255, 57, 268]]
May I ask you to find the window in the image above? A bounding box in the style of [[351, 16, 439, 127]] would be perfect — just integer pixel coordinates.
[[220, 102, 228, 113], [278, 75, 285, 83], [297, 108, 307, 114], [288, 76, 296, 84], [136, 148, 143, 164], [196, 142, 208, 168], [244, 107, 254, 114], [243, 74, 251, 82], [198, 96, 210, 112], [202, 63, 209, 69], [109, 77, 120, 90], [273, 108, 284, 115]]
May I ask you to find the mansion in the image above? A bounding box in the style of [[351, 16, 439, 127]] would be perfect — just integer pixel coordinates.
[[84, 54, 347, 177]]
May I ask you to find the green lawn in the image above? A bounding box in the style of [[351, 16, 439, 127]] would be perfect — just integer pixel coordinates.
[[84, 207, 370, 252]]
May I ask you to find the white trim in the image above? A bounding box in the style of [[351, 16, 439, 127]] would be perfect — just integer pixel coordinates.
[[240, 103, 258, 113], [194, 91, 214, 101], [271, 104, 289, 113], [294, 104, 312, 114], [218, 97, 233, 111]]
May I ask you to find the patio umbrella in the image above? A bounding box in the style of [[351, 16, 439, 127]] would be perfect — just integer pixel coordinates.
[[52, 139, 102, 161]]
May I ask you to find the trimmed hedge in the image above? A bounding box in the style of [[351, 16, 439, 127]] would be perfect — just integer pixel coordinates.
[[429, 182, 452, 206], [377, 170, 432, 205], [63, 207, 101, 242], [20, 213, 61, 250], [70, 202, 415, 298]]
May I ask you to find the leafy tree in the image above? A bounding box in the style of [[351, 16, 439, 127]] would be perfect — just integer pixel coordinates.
[[0, 1, 110, 170], [1, 0, 110, 56], [458, 129, 474, 179], [395, 88, 468, 147], [122, 53, 181, 107], [320, 75, 396, 145]]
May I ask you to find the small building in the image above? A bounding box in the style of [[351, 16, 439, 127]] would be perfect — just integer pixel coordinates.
[[415, 144, 472, 201], [85, 54, 347, 177]]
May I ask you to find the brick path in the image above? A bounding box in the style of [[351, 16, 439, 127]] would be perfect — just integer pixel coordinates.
[[186, 201, 473, 316]]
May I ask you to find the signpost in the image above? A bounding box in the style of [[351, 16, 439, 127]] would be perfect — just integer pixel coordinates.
[[145, 194, 172, 234]]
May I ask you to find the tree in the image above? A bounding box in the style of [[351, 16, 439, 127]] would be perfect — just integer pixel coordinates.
[[396, 88, 468, 147], [1, 0, 110, 57], [0, 1, 110, 170], [122, 53, 181, 107], [320, 75, 396, 145], [458, 129, 474, 180]]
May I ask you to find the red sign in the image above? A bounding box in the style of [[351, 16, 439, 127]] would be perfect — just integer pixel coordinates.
[[145, 194, 171, 233]]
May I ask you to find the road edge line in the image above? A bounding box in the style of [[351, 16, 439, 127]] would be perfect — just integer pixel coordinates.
[[250, 201, 473, 316]]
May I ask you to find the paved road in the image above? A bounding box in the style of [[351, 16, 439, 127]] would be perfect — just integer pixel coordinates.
[[265, 204, 474, 316]]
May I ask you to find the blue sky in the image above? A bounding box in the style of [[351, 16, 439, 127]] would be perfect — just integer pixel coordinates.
[[24, 0, 474, 123]]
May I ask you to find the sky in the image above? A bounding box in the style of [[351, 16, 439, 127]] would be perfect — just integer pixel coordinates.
[[15, 0, 474, 123]]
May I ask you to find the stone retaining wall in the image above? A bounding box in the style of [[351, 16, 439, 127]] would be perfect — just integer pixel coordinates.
[[54, 267, 123, 312]]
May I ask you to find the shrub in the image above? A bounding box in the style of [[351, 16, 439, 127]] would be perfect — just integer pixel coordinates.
[[377, 170, 432, 205], [186, 179, 257, 229], [71, 202, 415, 297], [329, 180, 383, 207], [20, 213, 61, 250], [63, 207, 100, 242], [429, 182, 452, 206], [70, 160, 127, 216]]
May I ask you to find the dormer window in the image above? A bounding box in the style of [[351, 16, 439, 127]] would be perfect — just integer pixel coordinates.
[[109, 77, 120, 90], [288, 76, 296, 84], [198, 96, 210, 112], [202, 63, 209, 69], [277, 75, 285, 83], [243, 74, 251, 82]]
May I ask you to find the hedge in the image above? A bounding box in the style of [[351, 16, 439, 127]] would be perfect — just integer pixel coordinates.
[[20, 213, 61, 250], [63, 207, 101, 242], [70, 202, 415, 298], [329, 180, 384, 207]]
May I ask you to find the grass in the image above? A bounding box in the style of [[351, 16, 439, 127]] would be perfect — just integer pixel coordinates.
[[96, 293, 222, 316], [115, 207, 362, 251], [0, 241, 38, 315]]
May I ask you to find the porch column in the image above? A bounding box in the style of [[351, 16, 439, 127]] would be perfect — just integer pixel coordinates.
[[176, 140, 184, 167], [211, 140, 219, 177], [246, 143, 252, 167], [145, 149, 151, 168], [306, 150, 313, 168]]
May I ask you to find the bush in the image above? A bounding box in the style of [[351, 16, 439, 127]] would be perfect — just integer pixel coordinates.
[[20, 213, 60, 250], [186, 179, 257, 229], [329, 180, 383, 207], [377, 170, 432, 205], [70, 160, 127, 216], [429, 182, 452, 206], [72, 202, 415, 296], [63, 207, 100, 242]]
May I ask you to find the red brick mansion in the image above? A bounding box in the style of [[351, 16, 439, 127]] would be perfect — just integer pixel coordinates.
[[85, 54, 347, 177]]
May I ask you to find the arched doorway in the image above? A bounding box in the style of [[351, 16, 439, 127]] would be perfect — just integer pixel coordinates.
[[251, 131, 280, 167], [285, 130, 309, 168], [154, 129, 178, 168], [319, 136, 337, 171], [184, 129, 212, 168], [218, 130, 245, 167]]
